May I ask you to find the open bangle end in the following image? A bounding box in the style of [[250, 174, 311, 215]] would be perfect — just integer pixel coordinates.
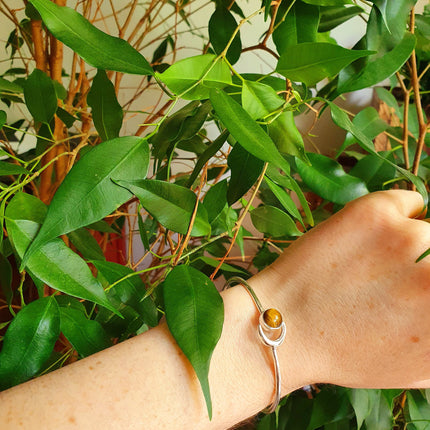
[[223, 277, 286, 414]]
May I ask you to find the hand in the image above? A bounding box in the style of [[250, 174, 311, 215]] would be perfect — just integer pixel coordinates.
[[253, 190, 430, 392]]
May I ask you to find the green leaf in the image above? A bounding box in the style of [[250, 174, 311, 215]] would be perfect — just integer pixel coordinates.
[[137, 213, 157, 251], [241, 80, 307, 160], [264, 176, 303, 224], [151, 35, 173, 64], [195, 256, 247, 275], [303, 0, 353, 5], [29, 0, 153, 75], [416, 247, 430, 263], [273, 1, 319, 54], [68, 227, 105, 261], [337, 33, 416, 93], [151, 101, 200, 160], [349, 152, 396, 191], [252, 244, 279, 271], [59, 301, 111, 358], [23, 68, 57, 124], [318, 6, 364, 32], [6, 193, 119, 315], [227, 143, 264, 206], [53, 80, 67, 100], [157, 54, 232, 100], [87, 69, 123, 141], [257, 413, 276, 430], [185, 130, 229, 188], [56, 107, 78, 128], [203, 180, 228, 224], [178, 101, 212, 141], [296, 152, 369, 205], [0, 160, 29, 176], [371, 0, 416, 42], [163, 265, 224, 419], [95, 300, 144, 341], [210, 88, 290, 173], [242, 80, 283, 120], [86, 220, 118, 234], [0, 77, 23, 94], [375, 87, 401, 118], [0, 252, 13, 308], [211, 205, 237, 236], [337, 3, 415, 95], [209, 7, 242, 64], [407, 391, 430, 430], [416, 14, 430, 39], [21, 137, 149, 268], [93, 260, 158, 327], [307, 386, 353, 429], [115, 179, 211, 236], [363, 390, 392, 430], [278, 393, 314, 429], [348, 389, 381, 429], [329, 102, 428, 204], [251, 205, 303, 237], [265, 165, 314, 226], [216, 0, 246, 19], [277, 42, 373, 86], [338, 106, 388, 154], [152, 101, 212, 161], [0, 111, 6, 130], [0, 297, 60, 390]]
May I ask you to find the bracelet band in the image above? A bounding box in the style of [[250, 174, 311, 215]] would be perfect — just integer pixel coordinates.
[[223, 276, 286, 414]]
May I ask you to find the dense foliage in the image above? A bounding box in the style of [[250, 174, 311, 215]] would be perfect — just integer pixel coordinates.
[[0, 0, 429, 428]]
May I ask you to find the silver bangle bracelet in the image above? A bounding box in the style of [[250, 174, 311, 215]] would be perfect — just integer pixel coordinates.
[[223, 276, 286, 414]]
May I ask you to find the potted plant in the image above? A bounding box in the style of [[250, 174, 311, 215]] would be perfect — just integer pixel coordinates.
[[0, 0, 429, 428]]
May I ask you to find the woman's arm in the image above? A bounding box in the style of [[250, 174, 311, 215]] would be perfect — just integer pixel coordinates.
[[1, 190, 430, 429]]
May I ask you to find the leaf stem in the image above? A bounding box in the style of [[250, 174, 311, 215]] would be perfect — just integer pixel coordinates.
[[105, 263, 171, 292], [220, 6, 265, 59]]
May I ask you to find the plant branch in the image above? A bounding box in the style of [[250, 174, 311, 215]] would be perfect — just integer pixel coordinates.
[[173, 163, 208, 265], [241, 43, 279, 60], [261, 0, 281, 45], [396, 72, 411, 171], [210, 163, 268, 280], [409, 8, 428, 178], [30, 19, 47, 71]]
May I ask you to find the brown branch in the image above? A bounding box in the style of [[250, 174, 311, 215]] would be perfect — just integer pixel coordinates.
[[30, 20, 46, 71], [65, 53, 78, 108], [48, 0, 68, 200], [120, 0, 138, 38], [409, 8, 428, 177], [261, 0, 282, 45], [396, 72, 411, 171], [79, 70, 92, 143], [210, 163, 268, 280], [173, 164, 208, 265], [241, 43, 279, 60]]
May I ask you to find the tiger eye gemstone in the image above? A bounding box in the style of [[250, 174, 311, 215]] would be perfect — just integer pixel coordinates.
[[263, 308, 282, 328]]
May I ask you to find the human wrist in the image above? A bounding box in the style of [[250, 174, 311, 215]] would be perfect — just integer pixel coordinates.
[[246, 264, 321, 397]]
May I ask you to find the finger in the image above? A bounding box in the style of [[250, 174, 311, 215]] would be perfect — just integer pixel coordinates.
[[368, 190, 425, 219]]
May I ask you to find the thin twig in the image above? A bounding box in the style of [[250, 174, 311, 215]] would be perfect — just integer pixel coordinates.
[[210, 163, 268, 280], [173, 163, 208, 265], [409, 8, 428, 177]]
